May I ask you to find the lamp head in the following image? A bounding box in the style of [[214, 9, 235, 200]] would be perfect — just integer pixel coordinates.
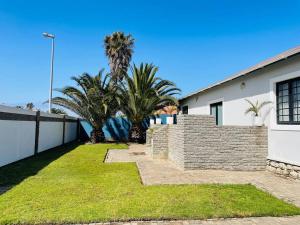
[[42, 32, 55, 39]]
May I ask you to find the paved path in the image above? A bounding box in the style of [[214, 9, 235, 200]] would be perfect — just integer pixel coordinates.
[[80, 216, 300, 225], [105, 145, 300, 224], [137, 160, 300, 206], [107, 144, 300, 208], [105, 145, 151, 163]]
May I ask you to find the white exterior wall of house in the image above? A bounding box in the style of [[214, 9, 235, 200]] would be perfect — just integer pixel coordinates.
[[180, 55, 300, 166]]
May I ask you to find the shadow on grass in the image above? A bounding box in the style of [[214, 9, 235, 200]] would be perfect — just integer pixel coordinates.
[[0, 142, 80, 193]]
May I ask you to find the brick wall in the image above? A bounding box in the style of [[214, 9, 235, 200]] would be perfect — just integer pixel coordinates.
[[147, 115, 268, 171], [182, 115, 268, 170], [146, 125, 168, 159], [168, 122, 184, 169]]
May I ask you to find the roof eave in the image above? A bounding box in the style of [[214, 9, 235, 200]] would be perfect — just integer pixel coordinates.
[[179, 50, 300, 102]]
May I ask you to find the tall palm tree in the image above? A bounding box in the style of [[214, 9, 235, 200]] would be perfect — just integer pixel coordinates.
[[104, 32, 134, 82], [52, 70, 118, 143], [120, 63, 181, 143]]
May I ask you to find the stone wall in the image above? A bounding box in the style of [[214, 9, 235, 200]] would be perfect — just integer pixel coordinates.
[[146, 125, 168, 159], [168, 121, 184, 169], [182, 115, 268, 170], [147, 115, 268, 171], [267, 159, 300, 180]]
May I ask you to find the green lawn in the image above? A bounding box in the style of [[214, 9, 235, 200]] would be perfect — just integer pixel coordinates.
[[0, 143, 299, 224]]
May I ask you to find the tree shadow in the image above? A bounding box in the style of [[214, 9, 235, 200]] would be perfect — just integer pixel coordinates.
[[0, 142, 79, 195]]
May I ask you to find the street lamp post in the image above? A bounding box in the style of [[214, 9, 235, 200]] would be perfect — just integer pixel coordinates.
[[43, 32, 55, 113]]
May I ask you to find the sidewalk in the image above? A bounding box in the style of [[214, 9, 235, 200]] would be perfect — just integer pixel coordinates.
[[81, 216, 300, 225]]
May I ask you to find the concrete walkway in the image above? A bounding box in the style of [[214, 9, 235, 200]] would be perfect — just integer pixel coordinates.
[[105, 144, 151, 162], [105, 144, 300, 224], [106, 144, 300, 208], [80, 216, 300, 225]]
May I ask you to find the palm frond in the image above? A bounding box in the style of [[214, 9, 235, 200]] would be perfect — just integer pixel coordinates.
[[245, 99, 272, 116], [258, 101, 272, 111], [119, 63, 181, 124], [52, 71, 118, 130], [104, 31, 135, 81]]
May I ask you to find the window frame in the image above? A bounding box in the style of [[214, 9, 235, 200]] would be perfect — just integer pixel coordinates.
[[210, 101, 223, 126], [276, 77, 300, 125]]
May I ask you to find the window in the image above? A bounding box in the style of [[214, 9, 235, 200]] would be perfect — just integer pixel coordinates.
[[276, 77, 300, 124], [182, 105, 188, 114], [210, 102, 223, 125]]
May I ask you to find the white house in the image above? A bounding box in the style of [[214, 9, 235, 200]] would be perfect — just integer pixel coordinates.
[[179, 46, 300, 168]]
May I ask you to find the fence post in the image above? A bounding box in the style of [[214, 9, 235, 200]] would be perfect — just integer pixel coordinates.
[[77, 118, 80, 141], [34, 111, 40, 155], [62, 115, 66, 145]]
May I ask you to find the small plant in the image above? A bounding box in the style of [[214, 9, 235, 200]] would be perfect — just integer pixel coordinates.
[[245, 99, 272, 116]]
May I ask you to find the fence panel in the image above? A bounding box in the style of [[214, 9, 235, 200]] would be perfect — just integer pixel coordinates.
[[0, 105, 79, 167], [65, 121, 78, 143]]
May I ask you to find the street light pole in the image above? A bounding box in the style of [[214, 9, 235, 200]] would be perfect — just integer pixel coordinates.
[[43, 32, 55, 113]]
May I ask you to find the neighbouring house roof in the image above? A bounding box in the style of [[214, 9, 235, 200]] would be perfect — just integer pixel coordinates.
[[155, 105, 177, 115], [179, 46, 300, 101]]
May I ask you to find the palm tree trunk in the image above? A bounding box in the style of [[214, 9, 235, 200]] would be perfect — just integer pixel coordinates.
[[129, 123, 146, 143], [90, 128, 105, 144]]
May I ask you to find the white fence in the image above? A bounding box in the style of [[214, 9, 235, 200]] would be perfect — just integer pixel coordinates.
[[0, 105, 79, 167]]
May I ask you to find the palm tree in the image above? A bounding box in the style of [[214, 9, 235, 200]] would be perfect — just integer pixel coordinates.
[[104, 31, 134, 82], [120, 63, 181, 143], [52, 70, 118, 143], [245, 99, 272, 116]]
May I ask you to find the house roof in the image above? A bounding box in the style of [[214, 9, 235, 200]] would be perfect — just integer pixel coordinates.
[[155, 105, 177, 115], [179, 46, 300, 101]]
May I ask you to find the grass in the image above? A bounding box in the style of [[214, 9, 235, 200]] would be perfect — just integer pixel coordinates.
[[0, 143, 299, 224]]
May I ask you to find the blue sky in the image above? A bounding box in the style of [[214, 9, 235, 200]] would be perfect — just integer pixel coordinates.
[[1, 0, 300, 110]]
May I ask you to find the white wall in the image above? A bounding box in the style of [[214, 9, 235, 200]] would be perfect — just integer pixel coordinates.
[[0, 120, 35, 167], [180, 55, 300, 166], [38, 122, 63, 152], [0, 105, 78, 167], [181, 65, 282, 126], [268, 129, 300, 166]]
